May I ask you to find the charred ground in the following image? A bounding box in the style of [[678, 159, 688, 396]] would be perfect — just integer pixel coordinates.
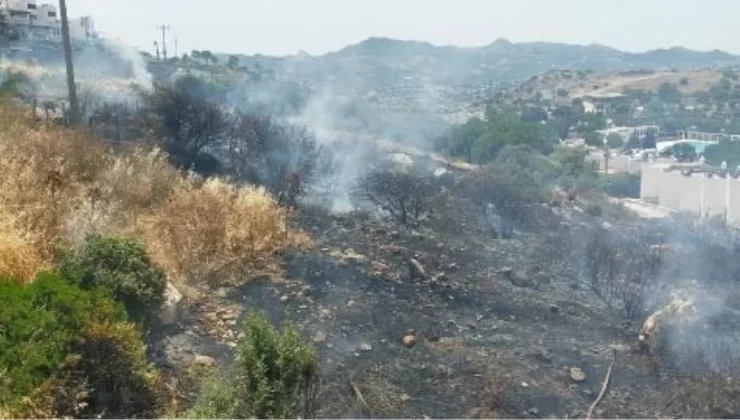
[[152, 175, 740, 418]]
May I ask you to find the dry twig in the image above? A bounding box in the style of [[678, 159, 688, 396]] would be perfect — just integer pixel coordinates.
[[349, 377, 372, 417], [586, 349, 617, 419]]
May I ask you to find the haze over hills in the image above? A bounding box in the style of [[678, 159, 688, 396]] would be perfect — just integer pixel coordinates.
[[231, 37, 740, 91]]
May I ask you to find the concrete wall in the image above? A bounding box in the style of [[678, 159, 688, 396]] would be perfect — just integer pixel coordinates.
[[641, 164, 740, 225], [588, 153, 644, 174]]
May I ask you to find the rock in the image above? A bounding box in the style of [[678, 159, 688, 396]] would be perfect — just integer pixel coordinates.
[[402, 334, 417, 348], [358, 341, 373, 352], [280, 295, 289, 303], [313, 331, 328, 344], [221, 311, 237, 321], [408, 258, 427, 280], [159, 281, 184, 326], [510, 270, 533, 288], [399, 393, 411, 402], [549, 304, 560, 314], [569, 367, 586, 382], [528, 407, 539, 415], [521, 381, 529, 388], [193, 354, 216, 367]]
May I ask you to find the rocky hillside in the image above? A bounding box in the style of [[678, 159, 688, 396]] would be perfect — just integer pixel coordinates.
[[231, 38, 740, 97]]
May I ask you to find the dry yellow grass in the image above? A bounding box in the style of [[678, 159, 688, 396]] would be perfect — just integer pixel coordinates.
[[0, 104, 309, 293]]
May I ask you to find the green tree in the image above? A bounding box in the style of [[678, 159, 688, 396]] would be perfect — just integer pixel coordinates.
[[657, 82, 681, 103], [228, 55, 240, 69], [600, 173, 641, 198], [703, 140, 740, 167], [606, 132, 624, 148], [583, 131, 604, 147]]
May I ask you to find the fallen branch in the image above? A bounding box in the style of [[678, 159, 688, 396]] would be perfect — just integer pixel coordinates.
[[349, 377, 372, 417], [586, 349, 617, 419]]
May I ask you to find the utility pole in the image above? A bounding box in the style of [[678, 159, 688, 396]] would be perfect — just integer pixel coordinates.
[[157, 24, 170, 60], [173, 32, 178, 58], [153, 40, 159, 60], [59, 0, 79, 124]]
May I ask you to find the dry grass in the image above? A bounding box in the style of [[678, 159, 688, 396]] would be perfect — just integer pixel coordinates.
[[0, 104, 309, 294], [672, 373, 740, 418]]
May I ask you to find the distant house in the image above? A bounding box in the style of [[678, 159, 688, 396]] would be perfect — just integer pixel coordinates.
[[576, 92, 627, 114], [0, 0, 97, 43]]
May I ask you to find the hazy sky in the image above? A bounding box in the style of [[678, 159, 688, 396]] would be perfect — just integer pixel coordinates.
[[67, 0, 738, 57]]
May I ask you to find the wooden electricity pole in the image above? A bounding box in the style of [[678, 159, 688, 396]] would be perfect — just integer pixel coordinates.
[[59, 0, 80, 124]]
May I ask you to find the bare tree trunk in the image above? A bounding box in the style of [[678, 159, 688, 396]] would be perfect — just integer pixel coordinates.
[[59, 0, 80, 125]]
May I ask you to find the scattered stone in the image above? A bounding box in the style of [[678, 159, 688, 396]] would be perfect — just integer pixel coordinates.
[[521, 381, 529, 388], [549, 304, 560, 314], [528, 407, 539, 415], [221, 312, 237, 321], [193, 354, 216, 366], [402, 334, 417, 348], [400, 393, 412, 402], [409, 258, 427, 280], [569, 367, 586, 382], [313, 331, 328, 344], [280, 295, 289, 303], [358, 341, 373, 351], [582, 389, 593, 397]]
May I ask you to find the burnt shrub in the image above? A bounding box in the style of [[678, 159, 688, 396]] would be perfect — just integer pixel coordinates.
[[458, 161, 548, 236], [584, 226, 663, 320], [137, 79, 227, 174], [225, 114, 333, 208], [58, 234, 167, 328], [353, 168, 440, 228]]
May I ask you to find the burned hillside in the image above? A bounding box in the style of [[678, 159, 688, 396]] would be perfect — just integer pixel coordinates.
[[147, 141, 740, 418], [4, 45, 740, 419]]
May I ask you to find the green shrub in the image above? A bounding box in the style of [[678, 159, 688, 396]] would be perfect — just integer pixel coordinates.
[[37, 322, 164, 419], [600, 173, 641, 198], [187, 312, 319, 419], [0, 272, 124, 408], [59, 234, 167, 327]]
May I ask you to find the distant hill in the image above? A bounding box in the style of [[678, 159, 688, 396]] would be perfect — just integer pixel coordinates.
[[211, 38, 740, 117], [229, 38, 740, 90]]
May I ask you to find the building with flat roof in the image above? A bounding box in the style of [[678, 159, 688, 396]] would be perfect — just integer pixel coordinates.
[[0, 0, 96, 43]]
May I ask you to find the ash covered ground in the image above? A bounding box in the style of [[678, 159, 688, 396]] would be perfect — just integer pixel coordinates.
[[150, 183, 740, 419]]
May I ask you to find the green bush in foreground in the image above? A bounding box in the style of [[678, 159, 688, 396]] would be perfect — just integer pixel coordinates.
[[187, 312, 319, 419], [59, 234, 167, 328], [37, 321, 163, 419], [0, 272, 124, 408], [0, 272, 163, 418]]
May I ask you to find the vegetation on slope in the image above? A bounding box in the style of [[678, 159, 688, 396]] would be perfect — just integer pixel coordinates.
[[0, 105, 308, 292]]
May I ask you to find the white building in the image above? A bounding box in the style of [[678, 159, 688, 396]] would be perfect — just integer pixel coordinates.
[[0, 0, 60, 40], [0, 0, 96, 42], [68, 15, 97, 43]]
